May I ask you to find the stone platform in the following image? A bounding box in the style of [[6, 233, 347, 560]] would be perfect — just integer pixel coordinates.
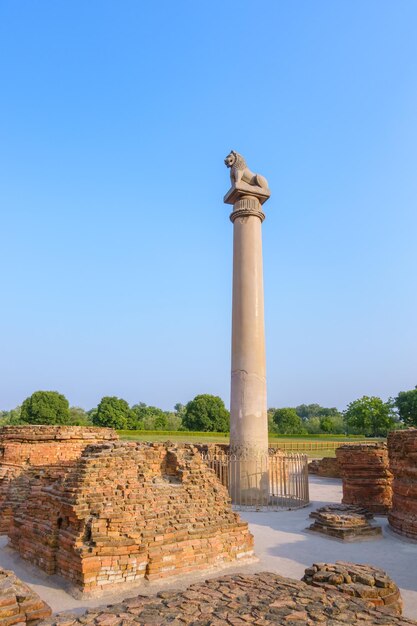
[[302, 561, 403, 615], [308, 504, 382, 541], [38, 572, 417, 625]]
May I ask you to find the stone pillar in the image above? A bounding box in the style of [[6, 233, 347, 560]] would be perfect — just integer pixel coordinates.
[[224, 151, 271, 502]]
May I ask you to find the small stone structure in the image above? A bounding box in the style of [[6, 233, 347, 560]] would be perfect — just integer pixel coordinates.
[[302, 562, 403, 615], [38, 572, 416, 625], [308, 456, 341, 478], [0, 567, 52, 624], [388, 428, 417, 540], [336, 443, 393, 514], [0, 425, 117, 535], [7, 440, 253, 595], [308, 504, 382, 540]]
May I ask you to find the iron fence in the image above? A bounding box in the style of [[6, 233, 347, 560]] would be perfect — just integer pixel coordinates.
[[201, 451, 309, 511]]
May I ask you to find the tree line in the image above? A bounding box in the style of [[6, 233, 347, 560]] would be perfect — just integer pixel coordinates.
[[1, 386, 417, 436]]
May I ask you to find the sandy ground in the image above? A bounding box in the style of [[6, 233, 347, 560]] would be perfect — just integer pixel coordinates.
[[1, 476, 417, 619]]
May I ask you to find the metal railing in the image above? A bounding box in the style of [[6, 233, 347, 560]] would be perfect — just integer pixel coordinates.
[[201, 451, 309, 511], [268, 440, 370, 452]]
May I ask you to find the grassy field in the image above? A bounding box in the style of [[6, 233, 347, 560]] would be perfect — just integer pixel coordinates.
[[117, 431, 379, 458]]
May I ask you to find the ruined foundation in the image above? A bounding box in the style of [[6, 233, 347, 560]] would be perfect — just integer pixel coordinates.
[[388, 428, 417, 540], [4, 438, 253, 595], [0, 425, 118, 535], [308, 504, 382, 541], [336, 443, 393, 514]]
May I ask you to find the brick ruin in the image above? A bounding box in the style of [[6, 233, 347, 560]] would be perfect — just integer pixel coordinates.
[[0, 567, 52, 625], [302, 562, 403, 615], [308, 456, 341, 478], [307, 504, 382, 541], [388, 428, 417, 540], [336, 443, 393, 514], [0, 426, 118, 535], [2, 433, 253, 595]]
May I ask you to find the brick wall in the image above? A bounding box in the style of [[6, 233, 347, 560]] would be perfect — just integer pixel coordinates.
[[8, 441, 254, 595], [388, 428, 417, 539], [336, 443, 393, 514], [0, 426, 118, 534]]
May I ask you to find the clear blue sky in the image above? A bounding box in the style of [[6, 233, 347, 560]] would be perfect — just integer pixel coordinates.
[[1, 1, 416, 412]]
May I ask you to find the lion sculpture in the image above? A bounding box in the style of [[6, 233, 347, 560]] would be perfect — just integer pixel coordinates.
[[224, 150, 268, 190]]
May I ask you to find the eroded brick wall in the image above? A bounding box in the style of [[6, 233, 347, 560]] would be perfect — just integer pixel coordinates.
[[308, 457, 341, 478], [9, 442, 254, 595], [0, 426, 118, 534], [336, 443, 393, 514], [388, 429, 417, 540]]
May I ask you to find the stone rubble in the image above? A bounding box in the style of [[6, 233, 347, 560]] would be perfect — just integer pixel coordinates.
[[0, 567, 52, 625], [302, 561, 402, 615], [336, 443, 393, 514], [388, 428, 417, 540], [38, 572, 417, 625], [307, 504, 382, 540]]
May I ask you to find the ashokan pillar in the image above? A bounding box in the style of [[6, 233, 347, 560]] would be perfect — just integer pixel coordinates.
[[224, 150, 271, 501]]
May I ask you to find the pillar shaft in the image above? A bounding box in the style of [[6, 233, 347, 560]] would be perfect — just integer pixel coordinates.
[[230, 202, 268, 457]]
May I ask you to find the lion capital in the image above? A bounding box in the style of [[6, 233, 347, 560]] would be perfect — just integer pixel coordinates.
[[224, 150, 269, 190]]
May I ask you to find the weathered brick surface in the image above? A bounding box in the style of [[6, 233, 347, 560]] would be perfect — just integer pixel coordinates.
[[308, 504, 382, 540], [388, 429, 417, 540], [39, 572, 416, 625], [0, 426, 118, 535], [303, 562, 403, 615], [336, 443, 393, 514], [8, 442, 254, 595], [0, 566, 52, 625], [308, 457, 341, 478]]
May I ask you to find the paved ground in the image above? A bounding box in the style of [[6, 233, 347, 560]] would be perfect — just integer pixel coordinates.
[[1, 476, 416, 619]]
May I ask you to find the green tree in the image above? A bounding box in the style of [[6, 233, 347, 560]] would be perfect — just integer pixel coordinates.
[[295, 403, 339, 420], [0, 406, 22, 425], [21, 391, 70, 425], [129, 403, 170, 430], [165, 411, 183, 430], [304, 416, 322, 434], [183, 394, 230, 432], [68, 406, 92, 426], [267, 407, 278, 433], [395, 386, 417, 427], [174, 403, 186, 419], [273, 408, 306, 435], [344, 396, 396, 436], [93, 396, 131, 429]]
